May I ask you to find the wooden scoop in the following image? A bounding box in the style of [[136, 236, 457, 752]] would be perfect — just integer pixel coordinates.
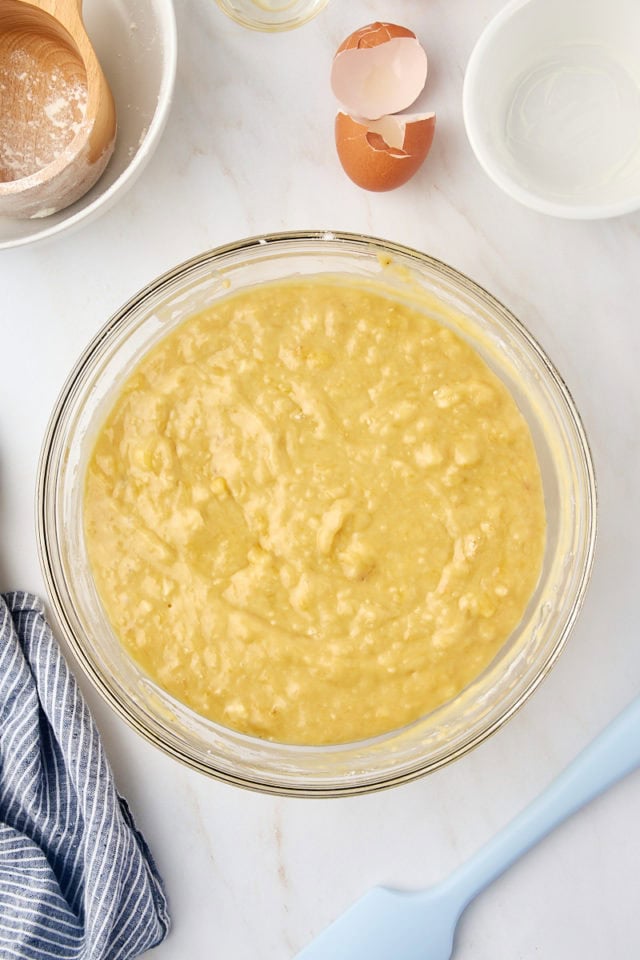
[[0, 0, 116, 219]]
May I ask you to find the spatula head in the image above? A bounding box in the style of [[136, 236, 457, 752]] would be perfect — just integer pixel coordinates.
[[294, 886, 456, 960]]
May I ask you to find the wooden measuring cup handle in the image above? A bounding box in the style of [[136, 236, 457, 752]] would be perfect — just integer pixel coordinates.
[[24, 0, 83, 26]]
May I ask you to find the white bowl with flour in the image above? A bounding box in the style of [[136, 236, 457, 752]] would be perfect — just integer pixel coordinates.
[[0, 0, 177, 249]]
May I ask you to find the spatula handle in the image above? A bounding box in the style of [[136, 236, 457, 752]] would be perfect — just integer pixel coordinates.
[[439, 695, 640, 916]]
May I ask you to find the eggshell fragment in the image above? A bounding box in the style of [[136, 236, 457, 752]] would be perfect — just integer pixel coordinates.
[[335, 112, 436, 192], [331, 22, 428, 121], [335, 21, 417, 54]]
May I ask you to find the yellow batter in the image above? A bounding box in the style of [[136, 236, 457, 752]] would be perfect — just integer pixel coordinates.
[[84, 278, 545, 745]]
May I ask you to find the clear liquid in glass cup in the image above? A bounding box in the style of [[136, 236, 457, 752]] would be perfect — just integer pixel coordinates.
[[215, 0, 329, 31]]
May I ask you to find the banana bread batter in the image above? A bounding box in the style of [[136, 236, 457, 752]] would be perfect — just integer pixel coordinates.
[[84, 279, 545, 744]]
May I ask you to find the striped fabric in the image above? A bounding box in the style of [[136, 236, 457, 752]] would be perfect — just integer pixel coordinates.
[[0, 592, 170, 960]]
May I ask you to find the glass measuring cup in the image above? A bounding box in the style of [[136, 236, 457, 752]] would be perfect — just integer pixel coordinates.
[[215, 0, 329, 31]]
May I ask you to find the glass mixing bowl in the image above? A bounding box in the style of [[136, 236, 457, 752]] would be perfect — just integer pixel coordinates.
[[37, 232, 597, 797]]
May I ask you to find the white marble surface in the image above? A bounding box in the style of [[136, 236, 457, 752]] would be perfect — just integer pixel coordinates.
[[1, 0, 639, 957]]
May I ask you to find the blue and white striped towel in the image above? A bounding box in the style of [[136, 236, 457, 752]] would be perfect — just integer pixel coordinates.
[[0, 591, 170, 960]]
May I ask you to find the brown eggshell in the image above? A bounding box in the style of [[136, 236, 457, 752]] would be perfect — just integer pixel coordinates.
[[335, 21, 417, 54], [335, 112, 436, 192], [331, 22, 428, 121]]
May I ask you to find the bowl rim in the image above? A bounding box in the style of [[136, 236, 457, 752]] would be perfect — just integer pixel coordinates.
[[462, 0, 640, 220], [0, 0, 178, 251], [214, 0, 330, 32], [36, 230, 599, 796]]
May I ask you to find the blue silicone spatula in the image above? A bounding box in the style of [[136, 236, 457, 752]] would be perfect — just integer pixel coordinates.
[[295, 695, 640, 960]]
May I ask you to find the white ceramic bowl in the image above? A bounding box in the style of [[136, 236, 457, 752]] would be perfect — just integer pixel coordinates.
[[0, 0, 177, 250], [463, 0, 640, 219]]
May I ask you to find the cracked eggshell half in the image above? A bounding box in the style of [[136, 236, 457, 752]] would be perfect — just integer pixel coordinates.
[[331, 22, 428, 120], [335, 112, 436, 192]]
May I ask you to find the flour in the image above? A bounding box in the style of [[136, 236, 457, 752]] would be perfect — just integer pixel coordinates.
[[0, 45, 88, 182]]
